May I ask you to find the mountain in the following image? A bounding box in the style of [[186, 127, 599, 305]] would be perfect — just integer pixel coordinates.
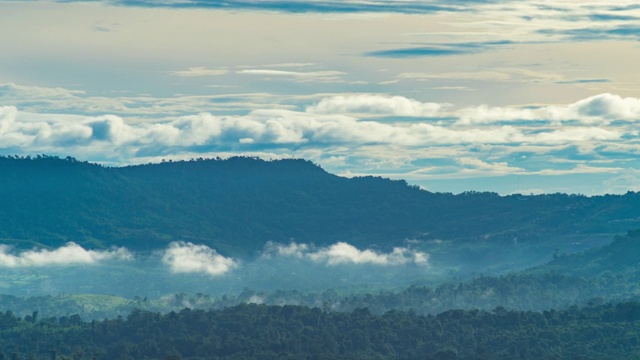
[[1, 155, 640, 264], [534, 229, 640, 277]]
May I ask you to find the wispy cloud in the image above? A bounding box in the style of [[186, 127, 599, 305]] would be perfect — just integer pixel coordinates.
[[162, 242, 237, 276], [306, 94, 444, 117], [250, 63, 318, 68], [398, 68, 564, 84], [82, 0, 459, 14], [0, 243, 132, 268], [364, 41, 514, 58], [365, 46, 470, 58], [170, 67, 228, 77], [456, 157, 524, 176], [238, 69, 345, 83], [527, 3, 640, 42], [556, 79, 610, 85], [0, 83, 293, 117], [603, 168, 640, 193], [588, 13, 640, 22], [456, 93, 640, 125], [400, 71, 512, 82], [264, 241, 429, 266], [538, 25, 640, 41]]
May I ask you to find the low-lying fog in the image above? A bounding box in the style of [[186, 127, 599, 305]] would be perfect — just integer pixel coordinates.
[[0, 241, 441, 298]]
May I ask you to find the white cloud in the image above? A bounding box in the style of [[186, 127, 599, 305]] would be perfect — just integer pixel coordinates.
[[309, 242, 429, 266], [86, 115, 138, 145], [0, 99, 628, 163], [0, 83, 85, 101], [162, 242, 237, 276], [457, 157, 525, 175], [0, 242, 132, 268], [456, 105, 539, 125], [456, 94, 640, 125], [398, 68, 566, 84], [239, 63, 316, 69], [306, 94, 444, 117], [0, 83, 293, 117], [1, 92, 639, 191], [0, 106, 17, 135], [145, 112, 223, 146], [263, 241, 310, 258], [264, 241, 429, 266], [432, 86, 475, 91], [526, 127, 621, 144], [399, 71, 512, 82], [238, 69, 345, 83], [554, 93, 640, 122], [170, 67, 228, 77], [530, 164, 624, 176]]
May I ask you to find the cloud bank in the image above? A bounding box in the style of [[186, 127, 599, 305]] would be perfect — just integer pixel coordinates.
[[162, 242, 237, 276], [1, 90, 640, 194], [457, 93, 640, 125], [2, 92, 631, 154], [264, 241, 429, 266], [0, 241, 425, 277], [306, 94, 444, 117], [0, 242, 132, 268]]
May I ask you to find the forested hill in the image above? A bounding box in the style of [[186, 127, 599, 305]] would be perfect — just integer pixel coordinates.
[[1, 155, 640, 256], [535, 229, 640, 276], [5, 301, 640, 360]]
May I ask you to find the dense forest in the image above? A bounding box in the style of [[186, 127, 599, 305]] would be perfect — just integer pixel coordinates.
[[3, 301, 640, 359], [1, 269, 635, 321]]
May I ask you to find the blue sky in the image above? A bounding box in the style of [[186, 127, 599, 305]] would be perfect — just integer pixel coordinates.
[[2, 0, 640, 195]]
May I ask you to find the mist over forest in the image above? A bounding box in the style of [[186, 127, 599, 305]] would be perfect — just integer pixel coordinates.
[[0, 155, 638, 292], [2, 155, 640, 358]]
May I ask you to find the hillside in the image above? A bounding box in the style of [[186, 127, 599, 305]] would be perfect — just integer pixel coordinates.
[[1, 155, 640, 262], [533, 229, 640, 277]]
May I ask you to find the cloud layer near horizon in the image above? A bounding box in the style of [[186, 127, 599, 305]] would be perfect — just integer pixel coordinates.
[[264, 241, 429, 266], [161, 242, 238, 277], [0, 243, 132, 268], [0, 91, 638, 191], [1, 92, 636, 151], [0, 241, 431, 275]]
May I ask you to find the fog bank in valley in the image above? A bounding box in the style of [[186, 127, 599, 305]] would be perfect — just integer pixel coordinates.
[[0, 241, 439, 298]]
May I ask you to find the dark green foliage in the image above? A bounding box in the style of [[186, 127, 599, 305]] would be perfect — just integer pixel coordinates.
[[3, 302, 640, 359], [541, 229, 640, 276]]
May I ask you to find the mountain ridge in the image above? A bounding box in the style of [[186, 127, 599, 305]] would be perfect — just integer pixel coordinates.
[[1, 155, 639, 263]]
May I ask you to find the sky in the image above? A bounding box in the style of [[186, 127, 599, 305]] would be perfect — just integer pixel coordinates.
[[1, 1, 640, 195]]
